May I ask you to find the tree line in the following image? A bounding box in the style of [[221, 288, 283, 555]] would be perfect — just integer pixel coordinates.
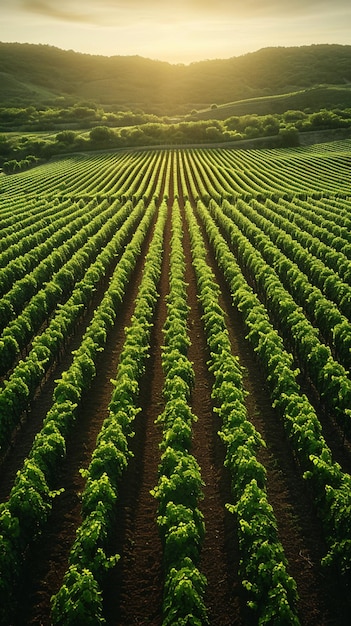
[[1, 107, 351, 173]]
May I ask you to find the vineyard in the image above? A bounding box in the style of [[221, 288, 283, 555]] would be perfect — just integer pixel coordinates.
[[0, 140, 351, 625]]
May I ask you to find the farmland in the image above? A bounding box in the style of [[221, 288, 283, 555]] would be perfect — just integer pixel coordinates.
[[0, 140, 351, 625]]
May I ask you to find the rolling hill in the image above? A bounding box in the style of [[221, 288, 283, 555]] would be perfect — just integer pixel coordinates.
[[1, 42, 351, 114]]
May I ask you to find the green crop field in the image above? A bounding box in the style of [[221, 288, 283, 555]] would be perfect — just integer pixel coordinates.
[[0, 140, 351, 625]]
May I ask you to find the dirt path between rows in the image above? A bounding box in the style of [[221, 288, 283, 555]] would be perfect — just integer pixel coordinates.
[[103, 203, 169, 626]]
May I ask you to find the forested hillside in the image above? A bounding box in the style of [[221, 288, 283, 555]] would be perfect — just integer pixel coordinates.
[[1, 42, 351, 113]]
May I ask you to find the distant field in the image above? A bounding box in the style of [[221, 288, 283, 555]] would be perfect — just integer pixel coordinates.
[[1, 140, 351, 625]]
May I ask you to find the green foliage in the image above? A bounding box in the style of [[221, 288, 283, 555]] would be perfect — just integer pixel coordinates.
[[89, 126, 116, 146], [69, 503, 119, 575], [153, 448, 204, 513], [2, 104, 351, 168], [2, 142, 351, 625], [227, 479, 299, 622], [56, 130, 75, 144], [150, 200, 208, 623], [51, 566, 105, 625], [158, 503, 205, 568], [7, 459, 60, 544], [196, 189, 351, 597], [50, 197, 167, 625], [279, 125, 300, 147], [186, 198, 300, 623], [163, 559, 209, 625]]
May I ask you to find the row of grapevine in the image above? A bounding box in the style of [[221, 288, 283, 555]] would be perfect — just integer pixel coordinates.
[[0, 199, 93, 299], [195, 198, 351, 580], [51, 201, 168, 625], [151, 200, 208, 625], [220, 198, 351, 365], [0, 197, 76, 255], [277, 196, 351, 246], [0, 140, 350, 624], [202, 142, 351, 196], [205, 199, 351, 437], [246, 198, 351, 299], [185, 200, 300, 623], [0, 198, 150, 450], [1, 150, 166, 199], [0, 199, 135, 369], [1, 140, 350, 201], [0, 198, 158, 623]]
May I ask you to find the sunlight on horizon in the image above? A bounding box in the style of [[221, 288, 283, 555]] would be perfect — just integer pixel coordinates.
[[1, 1, 350, 63]]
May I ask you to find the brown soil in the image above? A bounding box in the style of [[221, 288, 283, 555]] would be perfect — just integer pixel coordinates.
[[1, 156, 350, 625]]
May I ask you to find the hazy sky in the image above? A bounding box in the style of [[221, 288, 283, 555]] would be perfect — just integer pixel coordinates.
[[1, 0, 350, 63]]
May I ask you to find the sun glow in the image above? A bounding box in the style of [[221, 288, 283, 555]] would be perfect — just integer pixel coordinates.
[[1, 0, 351, 63]]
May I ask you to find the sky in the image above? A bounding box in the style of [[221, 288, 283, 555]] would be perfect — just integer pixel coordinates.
[[0, 0, 350, 64]]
